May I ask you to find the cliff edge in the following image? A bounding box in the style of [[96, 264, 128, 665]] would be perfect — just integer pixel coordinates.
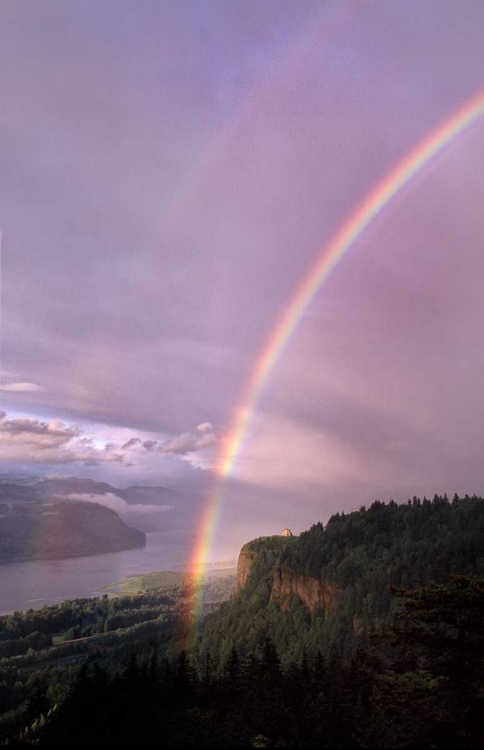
[[236, 544, 257, 593], [235, 532, 338, 615]]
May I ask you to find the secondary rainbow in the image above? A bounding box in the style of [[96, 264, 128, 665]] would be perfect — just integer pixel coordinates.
[[188, 88, 484, 608]]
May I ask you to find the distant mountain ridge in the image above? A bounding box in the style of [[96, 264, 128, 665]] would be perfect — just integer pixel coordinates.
[[0, 477, 153, 562], [2, 476, 181, 507], [0, 498, 146, 563], [0, 475, 187, 533]]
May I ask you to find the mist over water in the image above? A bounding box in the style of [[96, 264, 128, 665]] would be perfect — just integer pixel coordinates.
[[0, 531, 197, 615]]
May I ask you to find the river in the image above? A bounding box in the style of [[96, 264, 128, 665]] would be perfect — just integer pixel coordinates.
[[0, 530, 198, 615]]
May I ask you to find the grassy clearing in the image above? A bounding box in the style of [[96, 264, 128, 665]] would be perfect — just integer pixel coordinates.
[[101, 566, 237, 596]]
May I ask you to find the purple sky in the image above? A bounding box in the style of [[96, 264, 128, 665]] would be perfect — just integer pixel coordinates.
[[1, 1, 484, 555]]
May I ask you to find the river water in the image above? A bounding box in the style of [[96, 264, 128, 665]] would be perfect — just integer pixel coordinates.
[[0, 530, 198, 615]]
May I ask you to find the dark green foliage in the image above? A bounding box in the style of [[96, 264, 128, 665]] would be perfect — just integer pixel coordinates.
[[0, 572, 237, 742], [2, 496, 484, 746], [0, 591, 176, 642], [198, 495, 484, 671], [367, 575, 484, 748], [31, 639, 358, 747], [16, 574, 480, 748], [288, 494, 484, 586]]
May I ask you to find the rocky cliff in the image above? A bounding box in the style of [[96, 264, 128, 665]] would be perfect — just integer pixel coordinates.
[[236, 544, 257, 593], [235, 537, 338, 616], [270, 566, 338, 614]]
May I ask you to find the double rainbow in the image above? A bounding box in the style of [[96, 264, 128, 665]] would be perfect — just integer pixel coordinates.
[[189, 88, 484, 613]]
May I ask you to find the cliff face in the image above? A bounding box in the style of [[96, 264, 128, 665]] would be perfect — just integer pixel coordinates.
[[236, 545, 256, 593], [235, 541, 338, 616], [270, 567, 338, 615]]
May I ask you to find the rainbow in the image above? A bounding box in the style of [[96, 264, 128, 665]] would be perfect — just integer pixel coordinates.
[[188, 88, 484, 615]]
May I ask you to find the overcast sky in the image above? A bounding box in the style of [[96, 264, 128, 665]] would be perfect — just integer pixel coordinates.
[[1, 0, 484, 554]]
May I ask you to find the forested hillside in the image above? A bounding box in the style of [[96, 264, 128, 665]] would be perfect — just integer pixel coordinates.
[[0, 571, 236, 743], [197, 494, 484, 670], [2, 494, 483, 747]]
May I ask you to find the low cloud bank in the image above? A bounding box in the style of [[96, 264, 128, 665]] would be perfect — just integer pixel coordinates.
[[65, 492, 174, 515]]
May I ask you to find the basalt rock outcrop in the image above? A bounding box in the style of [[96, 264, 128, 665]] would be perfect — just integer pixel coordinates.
[[236, 544, 257, 593], [235, 536, 338, 616], [270, 566, 338, 615]]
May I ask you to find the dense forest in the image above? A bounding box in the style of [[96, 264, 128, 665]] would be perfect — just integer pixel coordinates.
[[1, 494, 483, 746], [8, 574, 484, 747], [0, 572, 235, 742], [198, 493, 484, 670]]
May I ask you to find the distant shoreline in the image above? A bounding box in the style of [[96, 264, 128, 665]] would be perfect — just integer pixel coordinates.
[[0, 539, 147, 566], [176, 559, 238, 570]]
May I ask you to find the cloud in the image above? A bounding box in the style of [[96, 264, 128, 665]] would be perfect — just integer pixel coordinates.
[[122, 437, 142, 450], [0, 413, 81, 446], [122, 426, 217, 456], [0, 412, 217, 473], [159, 430, 216, 455], [0, 412, 123, 467], [0, 382, 44, 392], [64, 492, 173, 516], [121, 437, 164, 452]]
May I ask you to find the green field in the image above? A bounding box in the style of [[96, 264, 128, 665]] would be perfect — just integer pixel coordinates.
[[101, 566, 237, 596]]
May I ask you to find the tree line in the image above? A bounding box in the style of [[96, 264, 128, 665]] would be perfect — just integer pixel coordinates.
[[197, 494, 484, 671], [17, 575, 484, 747]]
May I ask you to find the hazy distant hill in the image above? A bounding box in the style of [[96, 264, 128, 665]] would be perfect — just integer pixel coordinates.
[[0, 489, 146, 563], [0, 476, 192, 557], [0, 475, 179, 502], [118, 485, 183, 506], [0, 475, 188, 534], [34, 477, 117, 498], [0, 483, 44, 503], [30, 477, 169, 504]]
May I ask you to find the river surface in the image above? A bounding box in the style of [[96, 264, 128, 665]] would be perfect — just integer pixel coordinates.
[[0, 530, 198, 615]]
